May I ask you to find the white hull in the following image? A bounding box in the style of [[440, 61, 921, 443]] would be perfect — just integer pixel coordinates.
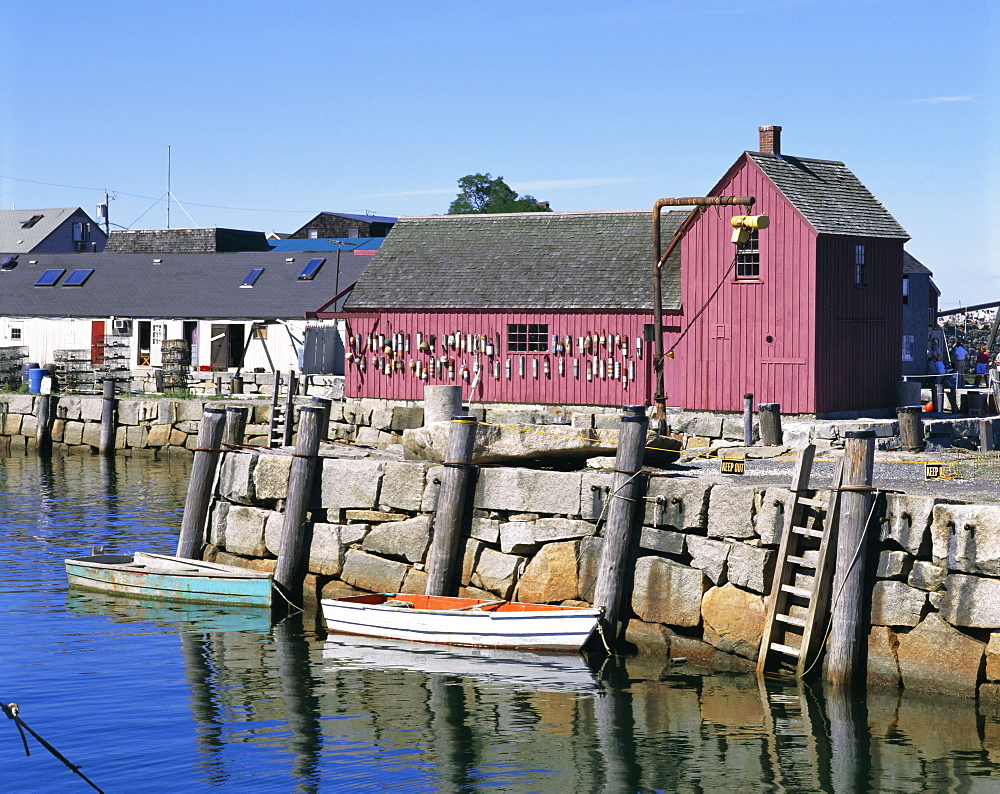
[[321, 598, 600, 652]]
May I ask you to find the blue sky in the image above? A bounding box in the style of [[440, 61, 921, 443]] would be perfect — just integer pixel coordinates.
[[0, 0, 995, 309]]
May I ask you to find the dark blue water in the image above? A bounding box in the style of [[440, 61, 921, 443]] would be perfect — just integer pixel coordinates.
[[3, 452, 1000, 792]]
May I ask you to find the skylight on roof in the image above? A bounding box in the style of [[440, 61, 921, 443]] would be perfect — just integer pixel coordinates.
[[21, 215, 43, 229], [63, 268, 94, 287], [297, 258, 326, 280], [35, 268, 65, 286], [0, 255, 17, 271], [240, 267, 264, 288]]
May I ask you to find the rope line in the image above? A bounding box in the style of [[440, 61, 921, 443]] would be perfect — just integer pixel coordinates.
[[2, 701, 104, 792]]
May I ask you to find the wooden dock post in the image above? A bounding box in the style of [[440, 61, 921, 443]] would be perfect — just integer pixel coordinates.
[[99, 379, 117, 456], [934, 383, 945, 413], [743, 393, 754, 446], [223, 406, 249, 448], [35, 393, 52, 453], [897, 406, 924, 452], [231, 375, 243, 395], [425, 415, 478, 597], [310, 397, 332, 442], [176, 407, 227, 560], [592, 405, 648, 641], [274, 406, 323, 603], [758, 403, 783, 445], [982, 418, 996, 452], [826, 430, 876, 687]]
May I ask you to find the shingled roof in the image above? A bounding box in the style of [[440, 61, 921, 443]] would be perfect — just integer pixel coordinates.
[[747, 152, 909, 240], [345, 210, 686, 312], [0, 251, 370, 319]]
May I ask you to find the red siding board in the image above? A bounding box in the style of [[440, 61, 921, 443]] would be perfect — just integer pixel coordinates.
[[342, 309, 659, 407]]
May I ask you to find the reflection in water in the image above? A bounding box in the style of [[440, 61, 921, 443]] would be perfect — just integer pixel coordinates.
[[6, 452, 1000, 791]]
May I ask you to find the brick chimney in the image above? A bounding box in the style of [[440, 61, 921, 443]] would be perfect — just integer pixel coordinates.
[[758, 125, 782, 155]]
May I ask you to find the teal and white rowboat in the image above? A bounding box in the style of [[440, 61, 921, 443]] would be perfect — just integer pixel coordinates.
[[65, 551, 273, 607]]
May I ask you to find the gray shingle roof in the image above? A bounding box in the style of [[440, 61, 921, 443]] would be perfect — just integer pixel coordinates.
[[0, 208, 87, 252], [345, 210, 686, 311], [903, 250, 932, 275], [0, 251, 370, 319], [748, 153, 909, 240]]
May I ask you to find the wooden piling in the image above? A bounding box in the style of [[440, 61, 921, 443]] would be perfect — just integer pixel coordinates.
[[274, 406, 323, 603], [425, 416, 478, 597], [758, 403, 783, 445], [934, 384, 944, 414], [310, 397, 332, 442], [231, 375, 243, 395], [826, 430, 876, 687], [176, 407, 227, 560], [223, 406, 250, 448], [282, 370, 297, 447], [982, 418, 996, 452], [897, 406, 924, 452], [592, 405, 649, 641], [743, 393, 754, 446], [99, 379, 117, 456], [35, 393, 51, 452]]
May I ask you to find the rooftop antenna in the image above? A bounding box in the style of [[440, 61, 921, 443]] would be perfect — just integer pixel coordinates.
[[167, 145, 171, 230]]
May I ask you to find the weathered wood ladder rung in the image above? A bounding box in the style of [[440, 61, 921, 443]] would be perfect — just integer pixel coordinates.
[[267, 372, 284, 448], [757, 443, 844, 677]]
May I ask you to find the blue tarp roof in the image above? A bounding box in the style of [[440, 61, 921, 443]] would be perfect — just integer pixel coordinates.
[[268, 237, 385, 252]]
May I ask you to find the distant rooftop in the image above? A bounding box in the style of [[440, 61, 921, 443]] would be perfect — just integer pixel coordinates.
[[106, 227, 271, 253]]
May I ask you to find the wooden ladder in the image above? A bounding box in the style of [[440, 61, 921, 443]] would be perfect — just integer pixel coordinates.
[[757, 443, 844, 677], [267, 372, 285, 448], [757, 677, 827, 791]]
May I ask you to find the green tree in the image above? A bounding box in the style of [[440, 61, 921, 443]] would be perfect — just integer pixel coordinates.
[[447, 173, 552, 214]]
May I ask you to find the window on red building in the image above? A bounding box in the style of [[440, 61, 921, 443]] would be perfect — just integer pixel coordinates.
[[507, 323, 548, 352], [736, 230, 760, 278]]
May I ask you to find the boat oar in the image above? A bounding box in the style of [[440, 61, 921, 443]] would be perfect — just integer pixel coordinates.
[[2, 701, 104, 793]]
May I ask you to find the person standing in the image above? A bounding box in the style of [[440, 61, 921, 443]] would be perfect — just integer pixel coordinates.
[[974, 345, 990, 387], [953, 342, 968, 385]]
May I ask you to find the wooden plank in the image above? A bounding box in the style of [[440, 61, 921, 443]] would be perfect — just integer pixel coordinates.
[[787, 555, 816, 568], [781, 584, 813, 599], [776, 613, 807, 627], [771, 642, 801, 657], [792, 525, 825, 538]]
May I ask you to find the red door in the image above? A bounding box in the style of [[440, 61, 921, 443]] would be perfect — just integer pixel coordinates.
[[91, 320, 105, 365]]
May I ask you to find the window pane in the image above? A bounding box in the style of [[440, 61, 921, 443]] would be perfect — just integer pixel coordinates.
[[63, 268, 93, 286], [297, 258, 326, 280], [34, 268, 65, 286], [240, 268, 265, 288]]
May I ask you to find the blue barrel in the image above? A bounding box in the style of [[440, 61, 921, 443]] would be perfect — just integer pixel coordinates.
[[27, 367, 45, 394]]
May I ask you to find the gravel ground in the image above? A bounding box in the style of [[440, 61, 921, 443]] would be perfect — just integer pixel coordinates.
[[660, 447, 999, 503]]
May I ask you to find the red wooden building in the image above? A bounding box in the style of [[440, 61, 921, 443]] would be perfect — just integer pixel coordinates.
[[327, 127, 908, 415]]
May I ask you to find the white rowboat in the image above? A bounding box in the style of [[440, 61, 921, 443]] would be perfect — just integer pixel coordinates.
[[321, 593, 601, 652]]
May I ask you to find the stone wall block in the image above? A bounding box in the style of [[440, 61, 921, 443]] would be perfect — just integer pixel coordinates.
[[54, 396, 81, 420], [471, 547, 523, 599], [908, 560, 947, 591], [578, 536, 603, 603], [639, 527, 686, 556], [208, 500, 229, 550], [701, 584, 765, 659], [62, 420, 83, 445], [726, 543, 773, 595], [643, 478, 712, 531], [987, 633, 1000, 681], [319, 458, 385, 510], [218, 451, 256, 505], [253, 455, 292, 501], [868, 625, 902, 687], [307, 522, 345, 577], [896, 613, 984, 698], [263, 511, 285, 556], [340, 549, 408, 594], [756, 487, 792, 547], [533, 518, 595, 544], [156, 401, 177, 425], [77, 397, 102, 421], [420, 465, 444, 512], [876, 550, 912, 580], [4, 395, 34, 414], [82, 422, 101, 448], [3, 412, 23, 435], [146, 424, 172, 447], [126, 425, 148, 448], [931, 504, 1000, 575], [581, 471, 613, 521], [499, 521, 537, 554], [515, 540, 580, 604], [474, 468, 582, 516], [390, 406, 424, 432], [707, 485, 756, 539], [218, 504, 270, 557], [362, 516, 431, 564], [939, 574, 1000, 628], [894, 495, 938, 560], [687, 536, 731, 585], [379, 461, 427, 511], [632, 556, 705, 627], [114, 426, 127, 449], [460, 537, 483, 587], [468, 517, 500, 544], [21, 415, 38, 437], [870, 580, 926, 627], [175, 401, 207, 421]]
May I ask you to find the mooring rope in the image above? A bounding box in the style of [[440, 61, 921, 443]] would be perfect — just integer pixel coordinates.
[[1, 700, 104, 792]]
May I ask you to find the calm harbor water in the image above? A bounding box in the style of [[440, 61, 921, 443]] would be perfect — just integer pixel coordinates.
[[3, 452, 1000, 792]]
